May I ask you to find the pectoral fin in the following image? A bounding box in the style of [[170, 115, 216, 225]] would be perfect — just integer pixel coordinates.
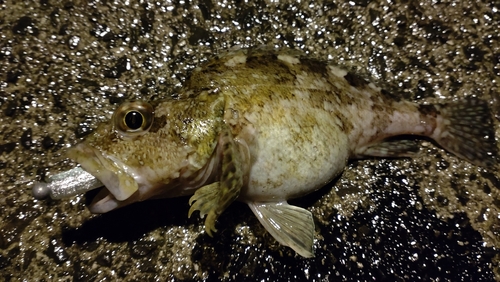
[[188, 126, 244, 236], [248, 201, 315, 258], [188, 182, 222, 235]]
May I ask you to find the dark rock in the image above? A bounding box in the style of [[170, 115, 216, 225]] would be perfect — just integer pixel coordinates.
[[6, 69, 22, 83], [129, 240, 158, 258], [0, 142, 16, 154], [140, 10, 155, 34], [0, 205, 39, 249], [12, 16, 39, 36], [0, 254, 10, 270], [20, 128, 33, 149], [463, 45, 484, 62], [45, 238, 69, 264], [3, 99, 17, 117], [21, 250, 36, 270], [41, 136, 55, 149], [75, 122, 92, 138], [96, 251, 112, 267]]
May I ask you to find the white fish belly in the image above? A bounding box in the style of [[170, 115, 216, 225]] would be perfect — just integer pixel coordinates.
[[240, 115, 349, 202]]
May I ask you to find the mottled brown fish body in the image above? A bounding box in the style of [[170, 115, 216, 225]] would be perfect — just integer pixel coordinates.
[[64, 47, 497, 257], [184, 48, 436, 201]]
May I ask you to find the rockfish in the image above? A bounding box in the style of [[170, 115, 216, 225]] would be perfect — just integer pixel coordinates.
[[35, 47, 497, 257]]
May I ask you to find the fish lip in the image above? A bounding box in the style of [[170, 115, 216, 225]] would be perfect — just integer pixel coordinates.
[[66, 143, 139, 201]]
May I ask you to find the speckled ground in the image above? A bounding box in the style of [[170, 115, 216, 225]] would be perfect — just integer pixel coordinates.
[[1, 0, 499, 281]]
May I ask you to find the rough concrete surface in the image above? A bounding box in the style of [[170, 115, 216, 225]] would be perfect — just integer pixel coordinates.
[[1, 0, 499, 281]]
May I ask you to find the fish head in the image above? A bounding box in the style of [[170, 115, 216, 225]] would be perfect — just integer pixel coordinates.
[[67, 95, 225, 213]]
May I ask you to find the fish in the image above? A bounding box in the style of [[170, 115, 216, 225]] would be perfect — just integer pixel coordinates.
[[45, 46, 498, 257]]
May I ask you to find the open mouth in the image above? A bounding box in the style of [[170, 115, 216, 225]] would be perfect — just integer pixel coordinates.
[[66, 143, 139, 202]]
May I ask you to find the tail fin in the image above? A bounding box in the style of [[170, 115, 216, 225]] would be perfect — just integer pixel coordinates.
[[432, 98, 497, 168]]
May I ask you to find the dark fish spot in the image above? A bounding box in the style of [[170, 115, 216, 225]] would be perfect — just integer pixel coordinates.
[[224, 153, 233, 163], [63, 1, 74, 9], [344, 72, 368, 88], [417, 104, 438, 117], [246, 53, 278, 68], [380, 89, 402, 102], [149, 116, 167, 133], [299, 58, 328, 74], [182, 117, 193, 125]]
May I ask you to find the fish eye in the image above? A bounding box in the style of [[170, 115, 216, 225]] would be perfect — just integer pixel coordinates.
[[124, 110, 144, 130], [113, 101, 154, 136]]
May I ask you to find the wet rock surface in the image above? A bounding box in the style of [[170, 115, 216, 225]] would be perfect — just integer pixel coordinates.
[[1, 0, 499, 281]]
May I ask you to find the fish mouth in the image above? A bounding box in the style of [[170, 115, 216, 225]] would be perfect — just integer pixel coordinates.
[[66, 143, 139, 208]]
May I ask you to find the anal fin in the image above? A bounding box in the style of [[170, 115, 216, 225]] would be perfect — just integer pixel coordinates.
[[248, 201, 315, 258], [356, 139, 420, 158]]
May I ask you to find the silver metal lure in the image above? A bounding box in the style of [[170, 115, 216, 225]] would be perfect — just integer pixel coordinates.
[[32, 167, 103, 200]]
